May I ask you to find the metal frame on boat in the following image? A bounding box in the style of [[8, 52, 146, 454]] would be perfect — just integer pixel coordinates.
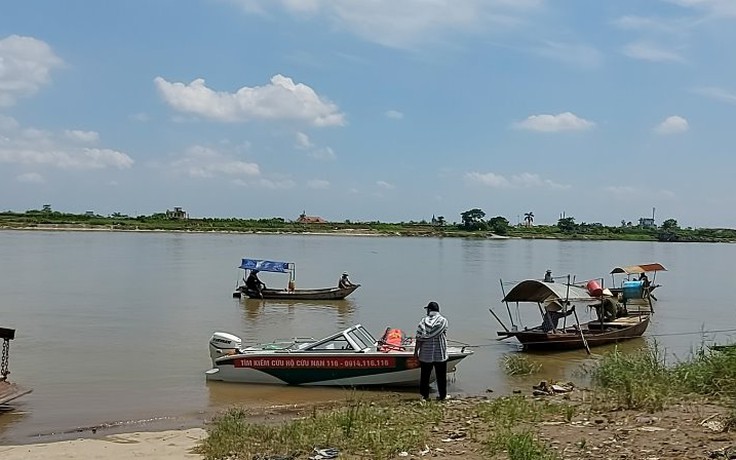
[[206, 324, 473, 386], [608, 263, 667, 313], [232, 258, 360, 300], [0, 327, 32, 405], [491, 276, 651, 353]]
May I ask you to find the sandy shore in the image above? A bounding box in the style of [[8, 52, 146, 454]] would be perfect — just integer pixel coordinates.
[[0, 428, 206, 460]]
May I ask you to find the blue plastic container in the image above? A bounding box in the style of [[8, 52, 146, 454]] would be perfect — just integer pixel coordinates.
[[622, 280, 644, 300]]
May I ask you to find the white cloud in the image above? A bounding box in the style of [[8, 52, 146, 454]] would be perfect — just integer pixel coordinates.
[[307, 179, 330, 189], [385, 110, 404, 119], [254, 177, 296, 189], [232, 177, 295, 189], [376, 180, 395, 190], [154, 74, 345, 127], [604, 185, 639, 197], [130, 112, 150, 122], [64, 130, 99, 144], [612, 15, 684, 34], [308, 146, 336, 160], [0, 117, 133, 170], [655, 115, 689, 134], [533, 41, 603, 69], [622, 41, 686, 63], [465, 171, 569, 189], [513, 112, 594, 132], [693, 86, 736, 104], [295, 132, 313, 149], [666, 0, 736, 18], [231, 0, 543, 49], [16, 172, 44, 183], [0, 35, 63, 107], [169, 145, 260, 178]]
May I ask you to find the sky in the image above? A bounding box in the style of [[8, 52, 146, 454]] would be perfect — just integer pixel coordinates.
[[1, 1, 735, 228]]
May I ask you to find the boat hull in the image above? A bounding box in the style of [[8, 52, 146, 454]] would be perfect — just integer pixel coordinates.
[[239, 285, 359, 300], [499, 315, 650, 351], [207, 352, 469, 386]]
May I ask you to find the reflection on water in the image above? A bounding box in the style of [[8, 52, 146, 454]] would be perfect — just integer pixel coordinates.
[[239, 298, 357, 327], [206, 380, 357, 410], [0, 402, 29, 440]]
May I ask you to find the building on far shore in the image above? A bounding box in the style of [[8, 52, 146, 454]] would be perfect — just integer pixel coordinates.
[[296, 211, 326, 224], [166, 207, 189, 220], [638, 217, 655, 228]]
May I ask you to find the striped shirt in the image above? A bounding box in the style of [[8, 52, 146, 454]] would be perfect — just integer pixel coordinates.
[[416, 312, 448, 363]]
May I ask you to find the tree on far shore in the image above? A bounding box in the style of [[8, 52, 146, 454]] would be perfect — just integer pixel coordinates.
[[460, 208, 487, 231]]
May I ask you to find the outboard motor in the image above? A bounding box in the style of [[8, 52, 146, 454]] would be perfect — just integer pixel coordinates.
[[209, 332, 242, 361]]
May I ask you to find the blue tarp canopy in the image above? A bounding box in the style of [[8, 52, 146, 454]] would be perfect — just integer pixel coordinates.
[[238, 258, 292, 273]]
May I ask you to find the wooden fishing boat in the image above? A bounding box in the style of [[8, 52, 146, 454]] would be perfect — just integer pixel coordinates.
[[232, 258, 360, 300], [491, 278, 651, 353], [206, 324, 473, 386], [239, 285, 359, 300], [607, 263, 667, 313]]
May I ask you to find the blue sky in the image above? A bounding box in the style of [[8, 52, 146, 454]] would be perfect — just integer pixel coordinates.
[[1, 0, 735, 227]]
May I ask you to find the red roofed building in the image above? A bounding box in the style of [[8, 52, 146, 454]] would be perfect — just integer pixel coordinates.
[[297, 211, 327, 224]]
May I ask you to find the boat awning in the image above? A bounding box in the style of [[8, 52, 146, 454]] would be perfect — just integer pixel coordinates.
[[238, 258, 292, 273], [502, 279, 597, 303], [610, 263, 667, 275]]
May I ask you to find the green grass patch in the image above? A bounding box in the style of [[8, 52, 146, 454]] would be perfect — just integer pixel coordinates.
[[584, 343, 672, 411], [585, 341, 736, 411], [503, 355, 543, 376], [473, 395, 568, 429], [196, 398, 442, 460], [486, 430, 560, 460]]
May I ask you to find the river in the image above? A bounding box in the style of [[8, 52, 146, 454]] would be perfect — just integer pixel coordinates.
[[0, 230, 734, 443]]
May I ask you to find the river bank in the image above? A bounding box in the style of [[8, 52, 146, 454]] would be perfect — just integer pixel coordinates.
[[3, 390, 735, 460], [2, 220, 734, 243]]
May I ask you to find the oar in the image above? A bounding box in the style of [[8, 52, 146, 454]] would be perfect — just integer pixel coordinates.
[[572, 307, 591, 355], [489, 309, 516, 340], [489, 308, 509, 332]]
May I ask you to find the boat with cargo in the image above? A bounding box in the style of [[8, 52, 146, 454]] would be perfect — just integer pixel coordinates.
[[491, 277, 650, 353], [206, 324, 473, 386], [607, 262, 666, 313]]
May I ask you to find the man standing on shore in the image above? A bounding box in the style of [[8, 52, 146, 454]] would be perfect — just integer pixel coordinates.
[[414, 301, 449, 401]]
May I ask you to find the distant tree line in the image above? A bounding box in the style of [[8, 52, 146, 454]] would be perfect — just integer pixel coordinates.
[[1, 206, 735, 242]]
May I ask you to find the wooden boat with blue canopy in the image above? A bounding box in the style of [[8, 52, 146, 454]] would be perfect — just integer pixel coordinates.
[[491, 277, 650, 353], [233, 258, 360, 300]]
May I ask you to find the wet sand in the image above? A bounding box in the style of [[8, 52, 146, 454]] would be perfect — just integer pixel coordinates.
[[0, 428, 206, 459]]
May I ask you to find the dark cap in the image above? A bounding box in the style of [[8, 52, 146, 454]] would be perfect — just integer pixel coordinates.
[[425, 301, 440, 312]]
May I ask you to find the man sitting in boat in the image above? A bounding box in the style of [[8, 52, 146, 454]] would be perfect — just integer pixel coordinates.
[[540, 301, 574, 333], [338, 272, 356, 289], [245, 270, 266, 297]]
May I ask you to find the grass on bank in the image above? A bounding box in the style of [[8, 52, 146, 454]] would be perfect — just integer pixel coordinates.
[[197, 394, 569, 460], [196, 397, 442, 460], [586, 341, 736, 411], [197, 343, 736, 460]]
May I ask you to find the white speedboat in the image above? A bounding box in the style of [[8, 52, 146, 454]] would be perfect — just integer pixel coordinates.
[[206, 324, 472, 386]]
